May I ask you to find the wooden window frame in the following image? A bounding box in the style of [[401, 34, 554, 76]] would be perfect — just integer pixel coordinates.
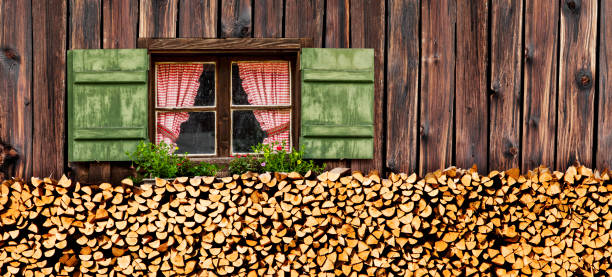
[[137, 38, 312, 164]]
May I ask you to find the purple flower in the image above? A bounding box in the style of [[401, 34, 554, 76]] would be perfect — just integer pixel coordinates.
[[261, 162, 266, 167]]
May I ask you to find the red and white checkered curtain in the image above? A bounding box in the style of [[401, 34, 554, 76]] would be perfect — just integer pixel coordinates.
[[238, 62, 291, 151], [156, 64, 204, 146]]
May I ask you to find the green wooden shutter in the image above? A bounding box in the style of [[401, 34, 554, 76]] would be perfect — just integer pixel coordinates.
[[300, 48, 374, 159], [68, 49, 149, 162]]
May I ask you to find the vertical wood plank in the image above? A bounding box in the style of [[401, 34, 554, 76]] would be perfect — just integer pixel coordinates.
[[489, 0, 523, 170], [350, 0, 384, 173], [420, 0, 455, 175], [323, 0, 351, 169], [69, 0, 101, 49], [179, 0, 218, 38], [221, 0, 252, 38], [254, 0, 283, 38], [557, 0, 597, 169], [455, 0, 488, 173], [70, 0, 104, 183], [522, 0, 558, 171], [598, 0, 612, 169], [139, 0, 178, 38], [0, 0, 33, 178], [32, 0, 67, 179], [325, 0, 350, 48], [103, 0, 138, 48], [104, 0, 139, 182], [386, 0, 419, 174], [285, 0, 324, 47]]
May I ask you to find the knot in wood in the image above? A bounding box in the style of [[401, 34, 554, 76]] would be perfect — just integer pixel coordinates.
[[508, 147, 518, 156], [564, 0, 580, 14], [575, 69, 592, 89], [1, 47, 19, 62]]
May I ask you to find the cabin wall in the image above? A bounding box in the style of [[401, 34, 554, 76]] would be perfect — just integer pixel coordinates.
[[0, 0, 610, 183]]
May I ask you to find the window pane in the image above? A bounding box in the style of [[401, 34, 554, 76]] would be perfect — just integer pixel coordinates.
[[156, 112, 215, 155], [232, 109, 290, 153], [157, 63, 215, 108], [231, 62, 290, 106]]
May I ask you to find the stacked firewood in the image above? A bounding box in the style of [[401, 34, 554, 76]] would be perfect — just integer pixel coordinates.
[[0, 166, 610, 276]]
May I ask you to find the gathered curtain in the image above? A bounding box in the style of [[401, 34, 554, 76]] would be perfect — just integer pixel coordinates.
[[238, 62, 291, 151], [155, 64, 204, 146]]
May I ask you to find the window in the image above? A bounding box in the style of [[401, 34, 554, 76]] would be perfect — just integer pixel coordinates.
[[150, 53, 298, 159], [67, 40, 375, 162]]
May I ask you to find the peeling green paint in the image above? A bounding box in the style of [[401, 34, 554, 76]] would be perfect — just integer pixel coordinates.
[[300, 48, 374, 159], [68, 49, 149, 162]]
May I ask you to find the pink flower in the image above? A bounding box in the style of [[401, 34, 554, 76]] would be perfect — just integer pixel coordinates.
[[261, 162, 266, 167]]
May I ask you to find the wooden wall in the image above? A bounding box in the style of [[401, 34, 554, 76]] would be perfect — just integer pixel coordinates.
[[0, 0, 610, 181]]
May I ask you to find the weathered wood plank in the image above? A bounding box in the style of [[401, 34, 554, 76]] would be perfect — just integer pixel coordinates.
[[103, 0, 138, 48], [325, 0, 350, 48], [522, 0, 558, 171], [285, 0, 324, 47], [489, 0, 523, 170], [0, 0, 33, 178], [139, 38, 304, 51], [598, 0, 612, 169], [321, 0, 351, 169], [419, 0, 455, 175], [455, 0, 488, 173], [32, 0, 67, 178], [221, 0, 252, 38], [349, 0, 384, 172], [69, 0, 101, 49], [70, 0, 104, 182], [386, 0, 419, 174], [179, 0, 218, 38], [139, 0, 178, 38], [254, 0, 283, 38], [556, 0, 597, 169], [104, 0, 139, 182]]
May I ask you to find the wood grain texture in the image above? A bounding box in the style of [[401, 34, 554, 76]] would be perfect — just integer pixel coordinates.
[[69, 0, 103, 182], [350, 0, 384, 172], [321, 0, 350, 169], [103, 0, 138, 48], [419, 0, 455, 175], [139, 0, 178, 38], [556, 0, 597, 169], [489, 0, 523, 170], [69, 0, 101, 49], [522, 0, 558, 171], [285, 0, 324, 47], [386, 0, 419, 174], [0, 0, 33, 178], [179, 0, 217, 38], [598, 0, 612, 169], [221, 0, 252, 38], [254, 0, 283, 38], [455, 0, 488, 173], [140, 38, 304, 51], [32, 0, 67, 178], [325, 0, 350, 48]]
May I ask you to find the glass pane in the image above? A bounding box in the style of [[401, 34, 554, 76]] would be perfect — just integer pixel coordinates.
[[231, 62, 291, 106], [232, 109, 291, 153], [156, 112, 215, 155], [156, 63, 215, 108]]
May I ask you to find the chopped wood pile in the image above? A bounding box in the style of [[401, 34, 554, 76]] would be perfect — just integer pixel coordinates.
[[0, 165, 610, 276]]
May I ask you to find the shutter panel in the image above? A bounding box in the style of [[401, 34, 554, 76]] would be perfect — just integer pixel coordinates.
[[300, 48, 374, 159], [68, 49, 149, 161]]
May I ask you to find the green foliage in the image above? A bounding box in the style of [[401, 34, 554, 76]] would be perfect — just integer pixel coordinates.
[[227, 155, 263, 175], [249, 142, 325, 175], [127, 141, 218, 179]]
